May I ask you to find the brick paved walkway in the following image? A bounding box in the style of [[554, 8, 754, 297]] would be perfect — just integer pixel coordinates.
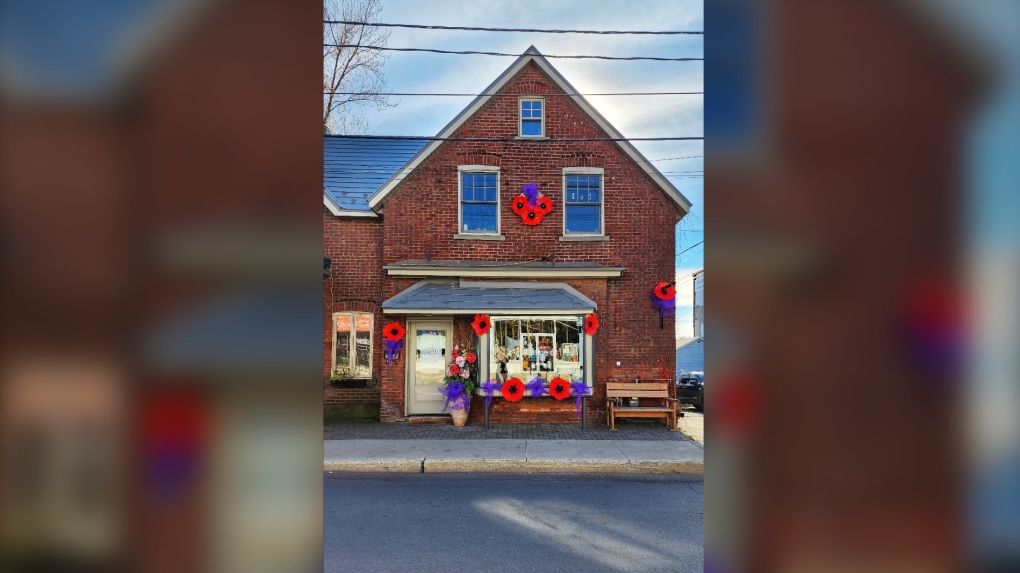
[[323, 419, 690, 441]]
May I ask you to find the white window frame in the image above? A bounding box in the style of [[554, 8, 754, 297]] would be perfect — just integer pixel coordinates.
[[562, 167, 605, 236], [331, 312, 373, 378], [483, 315, 593, 394], [518, 97, 545, 138], [457, 165, 501, 235]]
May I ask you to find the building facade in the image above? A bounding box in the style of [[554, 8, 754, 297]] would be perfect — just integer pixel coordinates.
[[324, 47, 690, 424]]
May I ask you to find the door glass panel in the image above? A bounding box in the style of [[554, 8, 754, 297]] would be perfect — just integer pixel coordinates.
[[415, 329, 446, 385]]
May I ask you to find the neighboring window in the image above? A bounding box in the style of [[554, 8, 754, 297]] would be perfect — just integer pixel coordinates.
[[564, 171, 603, 234], [459, 168, 499, 233], [333, 313, 373, 377], [519, 98, 544, 137], [488, 317, 586, 384]]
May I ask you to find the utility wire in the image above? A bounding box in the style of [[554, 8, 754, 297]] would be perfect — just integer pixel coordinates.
[[678, 241, 704, 256], [327, 135, 702, 141], [324, 45, 703, 61], [323, 21, 704, 35], [323, 91, 702, 96]]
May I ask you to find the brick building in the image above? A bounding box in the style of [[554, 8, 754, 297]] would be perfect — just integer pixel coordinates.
[[324, 47, 690, 424]]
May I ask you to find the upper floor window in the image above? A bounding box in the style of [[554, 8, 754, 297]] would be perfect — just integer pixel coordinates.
[[459, 166, 499, 233], [520, 98, 544, 137], [563, 168, 604, 235]]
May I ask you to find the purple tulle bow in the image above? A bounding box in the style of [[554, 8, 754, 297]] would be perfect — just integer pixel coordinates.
[[570, 381, 591, 417], [522, 182, 539, 207], [384, 340, 403, 364], [525, 376, 545, 397], [480, 379, 502, 410], [651, 291, 676, 318], [438, 381, 469, 412]]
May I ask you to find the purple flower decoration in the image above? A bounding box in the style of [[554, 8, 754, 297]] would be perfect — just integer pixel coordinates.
[[522, 182, 539, 207], [651, 291, 676, 318], [438, 381, 469, 412], [570, 381, 591, 418], [480, 379, 502, 410], [384, 339, 403, 364], [525, 376, 545, 397]]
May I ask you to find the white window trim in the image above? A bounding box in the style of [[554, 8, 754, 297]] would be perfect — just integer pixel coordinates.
[[457, 165, 501, 236], [519, 97, 546, 138], [331, 312, 373, 378], [562, 167, 605, 237]]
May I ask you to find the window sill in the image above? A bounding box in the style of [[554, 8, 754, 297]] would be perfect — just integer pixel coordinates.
[[559, 234, 609, 242], [454, 233, 506, 241], [515, 136, 549, 140]]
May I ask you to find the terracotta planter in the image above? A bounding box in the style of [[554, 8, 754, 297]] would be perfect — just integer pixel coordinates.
[[451, 408, 468, 427]]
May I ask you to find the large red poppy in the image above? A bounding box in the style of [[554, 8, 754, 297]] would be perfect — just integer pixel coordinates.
[[521, 206, 545, 226], [653, 281, 676, 300], [584, 314, 599, 336], [535, 196, 553, 215], [510, 195, 530, 216], [502, 377, 525, 402], [548, 377, 571, 400], [382, 321, 405, 342], [472, 314, 491, 336], [465, 352, 477, 364]]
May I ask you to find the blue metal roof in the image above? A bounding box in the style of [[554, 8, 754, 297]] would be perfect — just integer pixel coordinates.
[[323, 136, 427, 213], [382, 281, 596, 314]]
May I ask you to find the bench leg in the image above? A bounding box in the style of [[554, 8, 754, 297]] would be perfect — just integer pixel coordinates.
[[581, 396, 587, 430], [609, 401, 616, 431]]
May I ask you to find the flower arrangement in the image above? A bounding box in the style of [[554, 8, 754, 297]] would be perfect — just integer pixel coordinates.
[[438, 343, 478, 412], [509, 182, 552, 226]]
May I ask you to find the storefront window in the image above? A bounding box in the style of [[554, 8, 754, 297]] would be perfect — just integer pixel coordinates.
[[489, 316, 585, 384], [334, 313, 373, 378]]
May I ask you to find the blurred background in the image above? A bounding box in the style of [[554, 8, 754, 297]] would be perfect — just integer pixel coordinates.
[[0, 0, 1018, 572]]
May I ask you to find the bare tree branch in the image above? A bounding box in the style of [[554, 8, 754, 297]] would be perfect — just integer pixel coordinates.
[[323, 0, 396, 134]]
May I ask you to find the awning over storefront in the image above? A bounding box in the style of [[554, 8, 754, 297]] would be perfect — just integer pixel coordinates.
[[382, 280, 596, 315]]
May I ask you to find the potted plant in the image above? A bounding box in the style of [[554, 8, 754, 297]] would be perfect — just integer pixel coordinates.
[[325, 369, 367, 389], [438, 344, 478, 427]]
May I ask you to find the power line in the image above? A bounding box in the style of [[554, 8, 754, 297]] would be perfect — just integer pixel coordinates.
[[678, 241, 704, 256], [323, 91, 703, 96], [326, 135, 703, 141], [324, 45, 703, 62], [323, 21, 704, 35]]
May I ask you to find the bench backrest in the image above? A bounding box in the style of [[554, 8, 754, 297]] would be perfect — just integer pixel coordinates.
[[606, 381, 670, 399]]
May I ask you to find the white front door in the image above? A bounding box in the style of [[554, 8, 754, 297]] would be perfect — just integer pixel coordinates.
[[406, 320, 453, 415]]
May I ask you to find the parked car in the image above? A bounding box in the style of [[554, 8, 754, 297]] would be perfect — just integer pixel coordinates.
[[676, 371, 704, 411]]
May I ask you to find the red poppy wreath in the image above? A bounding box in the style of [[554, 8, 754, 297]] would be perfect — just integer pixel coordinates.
[[471, 314, 491, 336], [584, 314, 599, 336], [522, 206, 545, 226], [653, 281, 676, 300], [502, 377, 525, 402], [548, 377, 571, 400], [382, 321, 405, 342], [509, 182, 552, 225], [510, 195, 530, 216]]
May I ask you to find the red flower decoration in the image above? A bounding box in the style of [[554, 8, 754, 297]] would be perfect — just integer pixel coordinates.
[[535, 196, 553, 215], [382, 321, 405, 342], [465, 352, 477, 364], [653, 281, 676, 300], [584, 314, 599, 336], [502, 377, 525, 402], [548, 377, 571, 400], [510, 195, 530, 216], [522, 206, 545, 226], [472, 314, 491, 336], [448, 363, 460, 376], [451, 347, 460, 359]]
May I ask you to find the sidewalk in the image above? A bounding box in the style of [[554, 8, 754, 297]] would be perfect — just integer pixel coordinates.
[[324, 421, 703, 476]]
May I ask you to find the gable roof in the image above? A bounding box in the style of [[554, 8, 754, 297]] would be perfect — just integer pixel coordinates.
[[364, 46, 693, 213], [323, 137, 427, 216]]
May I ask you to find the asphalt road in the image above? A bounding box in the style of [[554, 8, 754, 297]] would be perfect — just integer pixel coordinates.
[[324, 473, 703, 573]]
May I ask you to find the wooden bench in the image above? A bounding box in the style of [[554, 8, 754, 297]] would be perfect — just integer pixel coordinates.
[[606, 381, 680, 431]]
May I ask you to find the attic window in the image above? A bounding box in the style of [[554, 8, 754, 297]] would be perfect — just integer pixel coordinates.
[[520, 98, 544, 137]]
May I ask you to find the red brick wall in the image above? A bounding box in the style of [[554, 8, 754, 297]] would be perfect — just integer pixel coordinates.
[[323, 208, 384, 405], [372, 61, 684, 423]]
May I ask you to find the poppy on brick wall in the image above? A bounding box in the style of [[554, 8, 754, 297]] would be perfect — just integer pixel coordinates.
[[535, 195, 553, 215], [510, 195, 530, 216], [382, 321, 405, 341], [584, 314, 599, 336], [549, 377, 571, 400], [472, 314, 491, 336], [522, 206, 545, 226], [502, 377, 525, 402], [653, 281, 676, 301]]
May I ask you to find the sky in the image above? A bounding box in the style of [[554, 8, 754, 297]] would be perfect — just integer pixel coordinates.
[[342, 0, 704, 274]]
